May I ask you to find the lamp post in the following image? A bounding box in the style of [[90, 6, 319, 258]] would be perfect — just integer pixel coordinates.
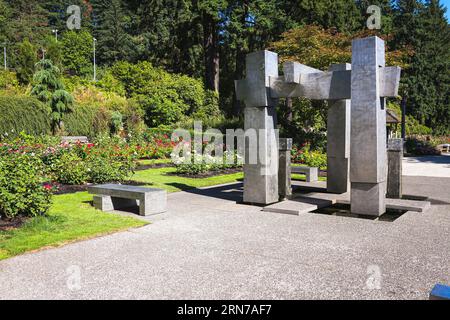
[[42, 48, 46, 60], [93, 37, 97, 82], [2, 44, 6, 70], [52, 29, 59, 42]]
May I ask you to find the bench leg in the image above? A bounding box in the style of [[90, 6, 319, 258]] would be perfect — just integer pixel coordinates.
[[139, 192, 167, 216], [307, 168, 319, 182], [93, 195, 114, 212], [93, 195, 138, 212]]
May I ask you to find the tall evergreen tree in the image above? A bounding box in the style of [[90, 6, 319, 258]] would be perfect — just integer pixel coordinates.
[[31, 59, 73, 133], [91, 0, 133, 65], [15, 40, 37, 84], [393, 0, 450, 133]]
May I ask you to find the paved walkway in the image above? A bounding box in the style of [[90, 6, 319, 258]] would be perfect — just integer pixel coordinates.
[[403, 155, 450, 177], [0, 176, 449, 300]]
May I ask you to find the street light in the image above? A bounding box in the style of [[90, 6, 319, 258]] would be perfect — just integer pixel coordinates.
[[41, 48, 46, 60], [93, 37, 97, 82], [52, 29, 58, 42], [2, 43, 6, 70]]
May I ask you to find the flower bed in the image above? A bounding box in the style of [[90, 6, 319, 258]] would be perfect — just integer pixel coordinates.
[[291, 143, 327, 169], [0, 133, 144, 219], [171, 149, 243, 175]]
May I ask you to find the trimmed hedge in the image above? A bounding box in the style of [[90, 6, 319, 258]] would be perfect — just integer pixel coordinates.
[[0, 96, 51, 136], [62, 104, 111, 138]]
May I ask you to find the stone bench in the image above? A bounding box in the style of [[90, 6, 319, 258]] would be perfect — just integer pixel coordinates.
[[291, 165, 319, 182], [61, 136, 89, 144], [87, 184, 167, 216], [437, 144, 450, 153]]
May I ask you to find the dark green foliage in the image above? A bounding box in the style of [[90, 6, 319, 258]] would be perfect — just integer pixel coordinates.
[[110, 111, 123, 134], [15, 40, 37, 84], [60, 30, 94, 77], [0, 0, 447, 136], [110, 61, 220, 126], [405, 136, 441, 155], [31, 59, 74, 132], [61, 104, 99, 137], [393, 0, 450, 135], [91, 0, 133, 65], [0, 96, 51, 135]]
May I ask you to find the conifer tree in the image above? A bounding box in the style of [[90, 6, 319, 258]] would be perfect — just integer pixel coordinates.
[[31, 59, 73, 133]]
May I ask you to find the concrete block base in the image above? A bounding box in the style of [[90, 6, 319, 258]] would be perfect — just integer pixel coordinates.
[[387, 139, 403, 199], [351, 182, 386, 216], [278, 138, 292, 200], [243, 106, 279, 205], [141, 192, 167, 216], [93, 195, 138, 212], [291, 166, 318, 182], [327, 157, 349, 194]]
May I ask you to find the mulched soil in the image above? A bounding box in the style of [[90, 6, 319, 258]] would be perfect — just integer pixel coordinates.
[[0, 215, 29, 231], [53, 183, 89, 195]]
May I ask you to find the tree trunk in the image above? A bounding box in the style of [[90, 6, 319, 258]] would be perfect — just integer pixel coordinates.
[[286, 98, 293, 123], [232, 1, 248, 116], [203, 13, 219, 92]]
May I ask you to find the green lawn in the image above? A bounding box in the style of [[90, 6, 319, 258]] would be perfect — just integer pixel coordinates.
[[137, 158, 172, 166], [0, 192, 147, 260], [131, 167, 244, 193]]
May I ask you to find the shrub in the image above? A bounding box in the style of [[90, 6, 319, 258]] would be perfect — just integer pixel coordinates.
[[172, 150, 243, 175], [0, 153, 52, 219], [0, 95, 51, 136], [0, 70, 19, 90], [405, 136, 441, 156], [110, 61, 219, 127], [61, 30, 93, 77], [387, 102, 433, 135], [86, 156, 130, 183], [110, 111, 123, 134], [53, 152, 89, 185], [292, 143, 327, 169], [62, 104, 98, 137]]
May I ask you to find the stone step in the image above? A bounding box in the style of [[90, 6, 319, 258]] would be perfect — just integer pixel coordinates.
[[262, 196, 334, 215], [337, 198, 431, 212]]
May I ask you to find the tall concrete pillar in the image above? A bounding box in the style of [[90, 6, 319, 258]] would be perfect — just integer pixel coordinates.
[[327, 63, 351, 194], [387, 138, 403, 199], [278, 138, 292, 200], [235, 50, 280, 205], [350, 37, 387, 216]]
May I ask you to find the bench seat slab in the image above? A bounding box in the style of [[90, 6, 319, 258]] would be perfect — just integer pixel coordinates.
[[89, 184, 167, 216]]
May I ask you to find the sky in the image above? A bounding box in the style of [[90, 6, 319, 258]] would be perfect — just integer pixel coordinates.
[[443, 0, 450, 20]]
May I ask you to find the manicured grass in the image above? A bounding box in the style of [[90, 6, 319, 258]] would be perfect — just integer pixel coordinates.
[[137, 158, 172, 166], [132, 167, 244, 193], [0, 192, 147, 260], [292, 173, 327, 182]]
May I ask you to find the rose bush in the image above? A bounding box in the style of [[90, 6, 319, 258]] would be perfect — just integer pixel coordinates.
[[0, 152, 52, 219]]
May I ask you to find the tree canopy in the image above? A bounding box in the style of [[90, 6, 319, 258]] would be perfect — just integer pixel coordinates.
[[0, 0, 448, 134]]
